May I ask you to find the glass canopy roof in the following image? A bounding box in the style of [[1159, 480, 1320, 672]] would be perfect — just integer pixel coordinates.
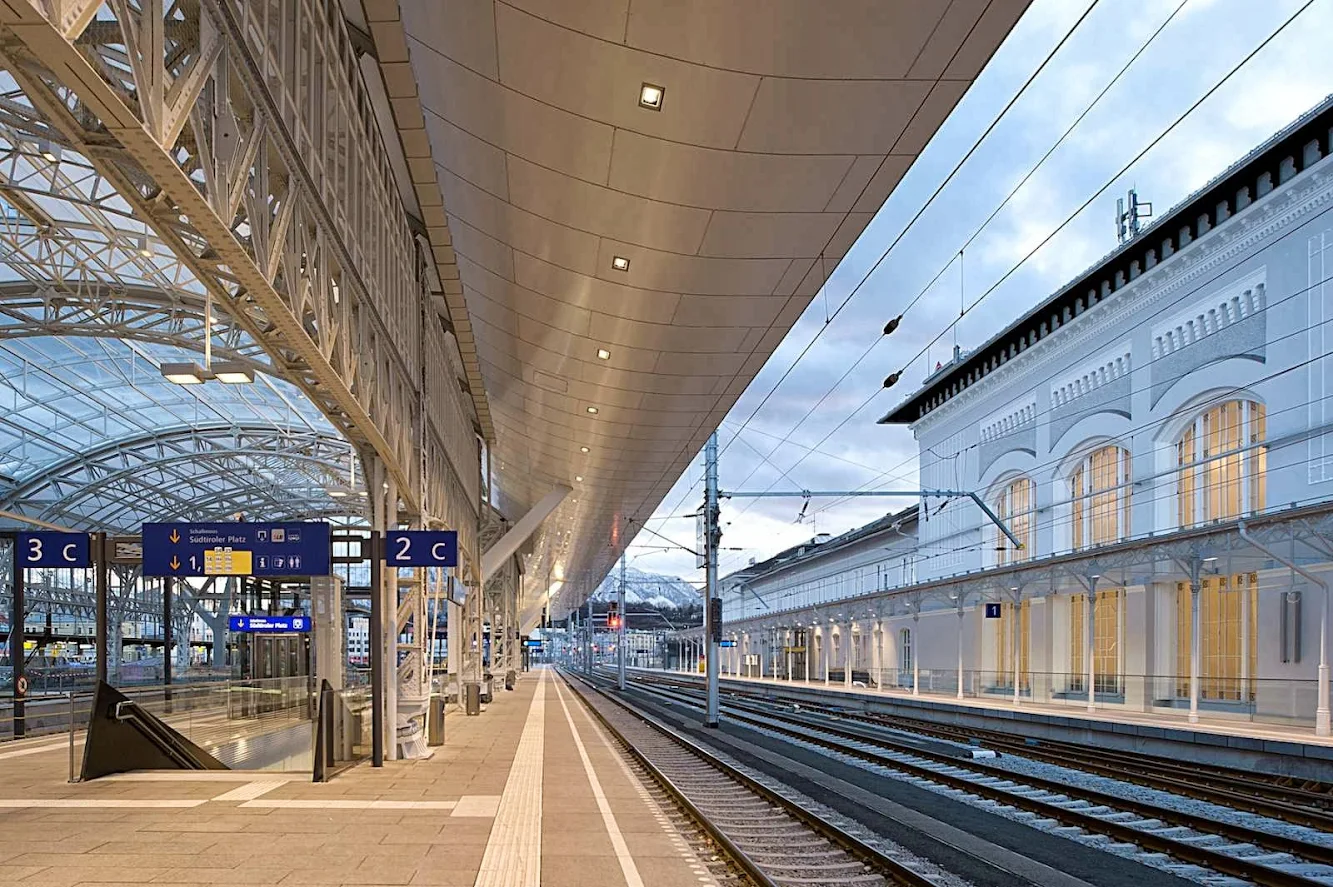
[[0, 76, 362, 533]]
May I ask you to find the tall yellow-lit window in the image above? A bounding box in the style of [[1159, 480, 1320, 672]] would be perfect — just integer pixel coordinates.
[[1069, 589, 1122, 693], [996, 600, 1030, 690], [1175, 574, 1258, 701], [1070, 445, 1131, 549], [1177, 401, 1266, 526], [994, 477, 1035, 565]]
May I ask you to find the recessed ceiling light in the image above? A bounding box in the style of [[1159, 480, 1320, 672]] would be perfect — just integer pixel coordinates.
[[611, 255, 630, 272], [596, 348, 611, 360], [575, 476, 583, 482], [586, 406, 598, 414], [639, 82, 664, 111], [580, 446, 590, 453]]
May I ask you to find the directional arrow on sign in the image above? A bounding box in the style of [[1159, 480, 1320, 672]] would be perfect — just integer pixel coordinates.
[[169, 529, 180, 543], [169, 556, 181, 570]]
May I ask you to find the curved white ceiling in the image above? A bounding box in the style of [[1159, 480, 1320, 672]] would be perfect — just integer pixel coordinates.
[[401, 0, 1029, 607]]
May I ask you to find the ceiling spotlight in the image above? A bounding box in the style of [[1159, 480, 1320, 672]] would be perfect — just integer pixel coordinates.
[[211, 361, 255, 384], [160, 361, 207, 385], [596, 348, 611, 360], [611, 256, 630, 272], [136, 235, 153, 258], [575, 476, 583, 483], [580, 446, 590, 453], [327, 489, 349, 499], [37, 140, 60, 163], [639, 82, 664, 111], [586, 406, 599, 414]]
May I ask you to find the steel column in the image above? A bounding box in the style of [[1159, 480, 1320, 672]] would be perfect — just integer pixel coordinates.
[[95, 533, 108, 685]]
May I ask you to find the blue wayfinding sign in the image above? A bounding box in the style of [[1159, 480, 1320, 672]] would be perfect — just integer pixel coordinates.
[[985, 603, 1003, 618], [229, 615, 311, 633], [384, 530, 459, 567], [719, 639, 737, 648], [16, 532, 91, 568], [142, 522, 331, 577]]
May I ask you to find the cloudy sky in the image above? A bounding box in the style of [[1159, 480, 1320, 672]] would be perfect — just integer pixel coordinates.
[[627, 0, 1333, 583]]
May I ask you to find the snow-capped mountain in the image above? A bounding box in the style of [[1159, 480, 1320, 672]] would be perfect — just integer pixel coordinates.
[[590, 565, 699, 610]]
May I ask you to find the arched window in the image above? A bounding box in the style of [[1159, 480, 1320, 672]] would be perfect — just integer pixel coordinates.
[[899, 628, 912, 673], [993, 476, 1035, 564], [1176, 400, 1266, 526], [1069, 445, 1131, 549]]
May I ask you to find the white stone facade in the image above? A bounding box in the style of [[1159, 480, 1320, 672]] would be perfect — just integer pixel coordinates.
[[707, 99, 1333, 734]]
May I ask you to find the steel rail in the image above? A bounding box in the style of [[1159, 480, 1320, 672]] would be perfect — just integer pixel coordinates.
[[562, 669, 937, 887], [824, 704, 1333, 830], [632, 672, 1329, 887], [666, 671, 1333, 832]]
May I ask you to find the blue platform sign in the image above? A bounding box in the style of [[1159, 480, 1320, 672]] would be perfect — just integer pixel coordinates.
[[142, 522, 331, 577], [719, 639, 737, 648], [16, 532, 91, 568], [984, 603, 1003, 618], [229, 615, 311, 633], [524, 639, 543, 648], [384, 530, 459, 567]]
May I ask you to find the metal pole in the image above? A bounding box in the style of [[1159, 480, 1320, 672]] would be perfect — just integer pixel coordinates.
[[95, 532, 108, 685], [11, 547, 25, 739], [1189, 564, 1202, 725], [585, 593, 592, 673], [1086, 579, 1096, 712], [957, 606, 965, 699], [162, 576, 173, 711], [370, 531, 384, 767], [704, 431, 720, 727], [617, 549, 627, 690]]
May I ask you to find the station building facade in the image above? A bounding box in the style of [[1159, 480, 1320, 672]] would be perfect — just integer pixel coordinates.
[[712, 96, 1333, 734]]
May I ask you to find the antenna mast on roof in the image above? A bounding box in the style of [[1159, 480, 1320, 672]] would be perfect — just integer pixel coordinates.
[[1116, 188, 1153, 244]]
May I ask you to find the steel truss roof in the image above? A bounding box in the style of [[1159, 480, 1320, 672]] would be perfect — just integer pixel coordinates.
[[0, 0, 485, 581]]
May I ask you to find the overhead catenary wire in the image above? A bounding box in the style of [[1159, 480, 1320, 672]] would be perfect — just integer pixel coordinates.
[[755, 5, 1322, 532], [643, 1, 1109, 535], [715, 0, 1107, 467], [709, 0, 1203, 531], [809, 145, 1333, 523]]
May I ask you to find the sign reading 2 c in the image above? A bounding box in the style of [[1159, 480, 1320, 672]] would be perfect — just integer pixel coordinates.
[[385, 530, 459, 567]]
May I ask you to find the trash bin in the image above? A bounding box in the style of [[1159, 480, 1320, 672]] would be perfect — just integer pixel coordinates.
[[504, 669, 516, 691], [464, 681, 481, 716], [427, 694, 446, 745], [480, 672, 493, 704]]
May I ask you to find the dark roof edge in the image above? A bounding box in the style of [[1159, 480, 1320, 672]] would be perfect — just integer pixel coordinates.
[[721, 504, 919, 585], [879, 93, 1333, 426]]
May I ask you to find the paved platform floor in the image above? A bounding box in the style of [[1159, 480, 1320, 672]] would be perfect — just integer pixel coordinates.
[[676, 667, 1333, 748], [0, 668, 719, 887]]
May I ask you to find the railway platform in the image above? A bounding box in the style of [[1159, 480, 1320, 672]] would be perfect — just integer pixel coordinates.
[[0, 668, 718, 887], [657, 668, 1333, 781]]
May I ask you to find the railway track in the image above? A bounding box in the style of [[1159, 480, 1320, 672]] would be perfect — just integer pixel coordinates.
[[646, 671, 1333, 832], [625, 671, 1333, 887], [561, 669, 944, 887], [795, 697, 1333, 831]]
